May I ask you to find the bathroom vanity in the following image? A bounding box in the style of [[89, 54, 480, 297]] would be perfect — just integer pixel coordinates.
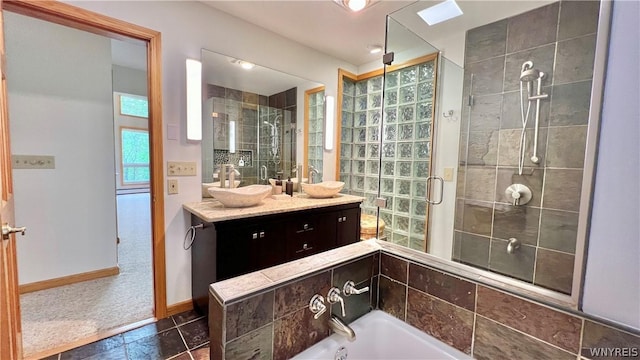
[[183, 194, 363, 313]]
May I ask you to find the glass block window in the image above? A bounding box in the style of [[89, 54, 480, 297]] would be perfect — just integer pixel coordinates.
[[307, 89, 325, 175], [338, 56, 437, 248]]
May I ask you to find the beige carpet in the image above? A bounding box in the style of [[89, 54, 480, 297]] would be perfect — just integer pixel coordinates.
[[20, 193, 154, 356]]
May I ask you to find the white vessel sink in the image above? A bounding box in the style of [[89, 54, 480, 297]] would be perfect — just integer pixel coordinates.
[[301, 181, 345, 198], [202, 181, 241, 197], [207, 184, 272, 208]]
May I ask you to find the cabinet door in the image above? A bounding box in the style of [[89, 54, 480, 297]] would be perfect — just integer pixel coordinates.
[[337, 207, 361, 246], [248, 222, 286, 271], [216, 226, 251, 281], [217, 220, 286, 280], [287, 212, 335, 260]]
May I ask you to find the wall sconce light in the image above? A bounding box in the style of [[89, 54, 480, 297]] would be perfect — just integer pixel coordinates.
[[186, 58, 202, 141], [324, 95, 335, 151]]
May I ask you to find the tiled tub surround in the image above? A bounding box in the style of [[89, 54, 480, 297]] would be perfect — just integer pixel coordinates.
[[209, 241, 640, 360], [455, 0, 601, 294], [209, 241, 380, 360]]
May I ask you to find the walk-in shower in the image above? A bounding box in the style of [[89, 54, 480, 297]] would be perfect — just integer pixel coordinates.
[[518, 60, 548, 175]]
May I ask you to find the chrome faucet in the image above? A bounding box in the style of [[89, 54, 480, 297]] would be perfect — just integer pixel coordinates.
[[219, 164, 239, 188], [308, 165, 320, 184], [328, 315, 356, 342], [327, 287, 346, 317]]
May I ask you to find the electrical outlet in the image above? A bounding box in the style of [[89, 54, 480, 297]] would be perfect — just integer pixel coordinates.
[[167, 161, 197, 176], [443, 167, 455, 182], [168, 179, 179, 194]]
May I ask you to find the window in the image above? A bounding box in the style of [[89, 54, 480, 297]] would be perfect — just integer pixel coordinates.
[[120, 95, 149, 118], [121, 127, 149, 185]]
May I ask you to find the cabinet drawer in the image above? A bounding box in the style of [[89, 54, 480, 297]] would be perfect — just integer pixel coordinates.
[[286, 213, 334, 259]]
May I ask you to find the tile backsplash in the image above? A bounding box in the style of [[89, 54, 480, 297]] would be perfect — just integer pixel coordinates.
[[209, 243, 639, 359]]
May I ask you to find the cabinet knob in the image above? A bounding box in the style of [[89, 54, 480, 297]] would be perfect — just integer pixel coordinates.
[[259, 231, 265, 238], [303, 224, 309, 230], [252, 232, 258, 239], [302, 243, 308, 250]]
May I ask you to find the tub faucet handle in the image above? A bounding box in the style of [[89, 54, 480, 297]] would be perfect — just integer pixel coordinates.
[[309, 294, 327, 320], [327, 287, 346, 317], [343, 280, 369, 296]]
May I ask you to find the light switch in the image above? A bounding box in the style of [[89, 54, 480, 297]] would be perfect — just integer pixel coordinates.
[[167, 124, 178, 140], [167, 161, 197, 176], [12, 155, 55, 169], [443, 167, 455, 182]]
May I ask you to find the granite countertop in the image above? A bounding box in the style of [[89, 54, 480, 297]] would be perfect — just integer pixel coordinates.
[[183, 193, 364, 223]]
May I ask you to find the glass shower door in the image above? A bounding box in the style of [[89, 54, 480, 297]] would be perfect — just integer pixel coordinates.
[[376, 16, 442, 252]]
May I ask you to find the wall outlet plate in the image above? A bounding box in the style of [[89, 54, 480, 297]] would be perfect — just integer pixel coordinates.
[[168, 179, 178, 194], [167, 161, 197, 176]]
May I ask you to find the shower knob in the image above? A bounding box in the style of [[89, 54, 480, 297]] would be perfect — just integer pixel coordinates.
[[507, 238, 521, 254], [505, 184, 532, 206]]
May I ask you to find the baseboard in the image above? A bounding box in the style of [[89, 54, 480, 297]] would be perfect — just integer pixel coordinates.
[[19, 266, 120, 294], [166, 299, 194, 317]]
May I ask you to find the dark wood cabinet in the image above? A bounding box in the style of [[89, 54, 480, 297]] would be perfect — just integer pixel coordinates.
[[190, 202, 361, 314]]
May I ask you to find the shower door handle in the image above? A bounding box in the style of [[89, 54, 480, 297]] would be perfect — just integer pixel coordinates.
[[426, 176, 444, 205], [260, 165, 267, 181]]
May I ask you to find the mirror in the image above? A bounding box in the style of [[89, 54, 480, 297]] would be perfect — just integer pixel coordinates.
[[338, 0, 607, 306], [200, 49, 324, 194]]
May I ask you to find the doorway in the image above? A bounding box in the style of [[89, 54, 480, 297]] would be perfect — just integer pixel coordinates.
[[0, 1, 166, 359]]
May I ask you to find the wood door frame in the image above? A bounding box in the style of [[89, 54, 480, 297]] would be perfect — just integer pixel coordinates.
[[4, 0, 167, 324]]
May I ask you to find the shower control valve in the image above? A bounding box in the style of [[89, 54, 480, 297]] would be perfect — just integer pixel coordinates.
[[327, 287, 346, 317], [505, 184, 532, 206], [343, 281, 369, 296], [309, 294, 327, 320]]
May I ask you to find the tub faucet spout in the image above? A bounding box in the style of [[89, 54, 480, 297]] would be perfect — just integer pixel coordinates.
[[328, 315, 356, 342]]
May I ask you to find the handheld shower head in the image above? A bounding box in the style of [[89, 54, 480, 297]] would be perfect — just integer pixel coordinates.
[[520, 68, 541, 82]]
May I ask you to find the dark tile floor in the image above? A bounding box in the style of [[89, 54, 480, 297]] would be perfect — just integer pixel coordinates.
[[41, 310, 210, 360]]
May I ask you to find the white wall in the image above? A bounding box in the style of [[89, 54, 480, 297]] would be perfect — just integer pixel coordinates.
[[66, 0, 356, 306], [428, 58, 463, 259], [6, 12, 118, 284], [582, 0, 640, 330], [113, 65, 148, 97]]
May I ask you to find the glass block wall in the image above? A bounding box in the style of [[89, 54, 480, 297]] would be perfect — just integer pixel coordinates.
[[307, 90, 324, 176], [339, 59, 437, 251]]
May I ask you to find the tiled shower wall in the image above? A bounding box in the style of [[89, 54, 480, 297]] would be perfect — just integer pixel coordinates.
[[207, 84, 265, 185], [340, 60, 436, 251], [205, 85, 297, 185], [454, 0, 600, 294], [262, 87, 297, 180]]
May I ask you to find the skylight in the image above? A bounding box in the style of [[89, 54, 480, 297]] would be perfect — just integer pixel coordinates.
[[417, 0, 463, 26]]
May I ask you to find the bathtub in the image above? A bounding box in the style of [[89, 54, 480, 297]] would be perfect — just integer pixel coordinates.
[[292, 310, 471, 360]]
